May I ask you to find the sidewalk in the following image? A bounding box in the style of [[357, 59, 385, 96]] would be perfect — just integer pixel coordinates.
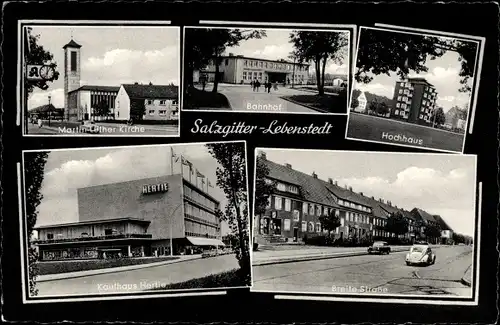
[[252, 245, 410, 266], [36, 255, 201, 282], [461, 264, 472, 286]]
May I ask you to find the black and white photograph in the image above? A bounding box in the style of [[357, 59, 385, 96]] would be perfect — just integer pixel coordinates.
[[346, 26, 484, 153], [21, 141, 251, 301], [252, 148, 478, 303], [20, 22, 181, 136], [182, 25, 352, 114]]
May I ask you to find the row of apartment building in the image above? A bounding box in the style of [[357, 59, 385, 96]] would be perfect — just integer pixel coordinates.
[[254, 152, 453, 245]]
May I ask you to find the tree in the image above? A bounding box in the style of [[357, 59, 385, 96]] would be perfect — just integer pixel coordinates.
[[205, 143, 250, 284], [385, 212, 409, 238], [25, 28, 60, 96], [319, 211, 341, 237], [24, 151, 49, 296], [254, 157, 275, 216], [129, 99, 145, 121], [431, 106, 446, 126], [350, 96, 359, 110], [368, 99, 390, 116], [290, 31, 349, 95], [424, 224, 442, 244], [184, 28, 266, 93], [456, 106, 468, 120], [355, 29, 476, 93]]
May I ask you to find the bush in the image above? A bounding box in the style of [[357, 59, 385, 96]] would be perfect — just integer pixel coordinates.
[[304, 235, 335, 246], [149, 268, 249, 290], [36, 256, 179, 276], [101, 119, 179, 126]]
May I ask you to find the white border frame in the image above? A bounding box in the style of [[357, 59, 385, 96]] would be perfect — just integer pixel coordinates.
[[344, 25, 485, 154], [181, 23, 356, 116], [250, 147, 480, 306], [19, 140, 251, 304], [18, 20, 182, 138]]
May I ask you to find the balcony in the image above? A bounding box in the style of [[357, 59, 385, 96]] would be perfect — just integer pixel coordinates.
[[33, 233, 153, 245]]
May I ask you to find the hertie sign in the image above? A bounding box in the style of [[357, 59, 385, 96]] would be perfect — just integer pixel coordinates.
[[142, 183, 169, 195]]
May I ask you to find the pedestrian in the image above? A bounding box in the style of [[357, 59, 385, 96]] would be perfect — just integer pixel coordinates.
[[255, 80, 261, 92], [273, 82, 278, 91], [250, 80, 254, 90], [37, 118, 43, 128], [267, 81, 271, 93], [201, 78, 206, 91]]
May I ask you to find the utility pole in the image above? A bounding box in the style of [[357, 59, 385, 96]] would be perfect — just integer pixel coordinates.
[[48, 95, 52, 127]]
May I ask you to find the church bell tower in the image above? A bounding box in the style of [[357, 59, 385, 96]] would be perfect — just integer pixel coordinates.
[[63, 36, 82, 121]]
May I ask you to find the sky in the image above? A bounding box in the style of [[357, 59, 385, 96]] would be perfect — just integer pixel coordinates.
[[26, 26, 180, 110], [261, 149, 477, 237], [353, 30, 478, 113], [222, 28, 349, 76], [31, 143, 251, 236]]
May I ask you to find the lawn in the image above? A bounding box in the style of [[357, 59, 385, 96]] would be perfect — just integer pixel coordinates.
[[147, 268, 250, 290], [36, 256, 179, 276], [298, 85, 346, 94], [281, 93, 347, 113], [183, 87, 231, 110], [346, 112, 465, 152]]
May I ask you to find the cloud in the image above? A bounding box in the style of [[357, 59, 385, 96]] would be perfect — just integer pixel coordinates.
[[82, 46, 179, 86], [339, 166, 472, 211], [355, 82, 395, 99], [28, 88, 65, 110]]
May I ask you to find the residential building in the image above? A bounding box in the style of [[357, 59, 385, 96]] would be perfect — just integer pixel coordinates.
[[115, 83, 179, 121], [391, 78, 438, 124], [352, 91, 368, 113], [255, 153, 452, 245], [33, 174, 224, 261], [194, 54, 310, 85], [410, 208, 443, 243]]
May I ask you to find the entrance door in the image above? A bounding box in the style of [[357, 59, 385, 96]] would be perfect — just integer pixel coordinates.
[[293, 227, 299, 242]]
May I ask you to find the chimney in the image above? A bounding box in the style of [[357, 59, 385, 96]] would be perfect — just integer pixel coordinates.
[[395, 205, 398, 209], [134, 82, 139, 85], [312, 172, 318, 179], [349, 186, 353, 192], [285, 163, 292, 169], [228, 53, 234, 57], [371, 196, 375, 200], [149, 81, 153, 85], [388, 201, 392, 206], [328, 178, 333, 184], [335, 180, 338, 186], [360, 192, 363, 196], [379, 198, 384, 203], [258, 151, 267, 160]]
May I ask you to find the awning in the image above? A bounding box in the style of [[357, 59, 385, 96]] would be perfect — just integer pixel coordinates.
[[186, 237, 225, 247]]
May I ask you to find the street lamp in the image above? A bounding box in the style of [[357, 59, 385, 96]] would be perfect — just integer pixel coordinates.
[[168, 202, 183, 257], [47, 95, 52, 127]]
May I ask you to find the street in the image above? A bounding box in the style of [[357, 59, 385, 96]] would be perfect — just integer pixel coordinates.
[[35, 254, 239, 296], [201, 84, 319, 113], [26, 121, 179, 136], [252, 245, 473, 297], [346, 112, 465, 152]]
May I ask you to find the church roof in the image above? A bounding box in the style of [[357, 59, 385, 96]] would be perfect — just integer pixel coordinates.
[[68, 85, 120, 94], [63, 39, 82, 49]]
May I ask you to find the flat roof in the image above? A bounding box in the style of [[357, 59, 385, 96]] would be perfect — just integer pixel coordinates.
[[34, 217, 151, 230], [221, 55, 310, 67]]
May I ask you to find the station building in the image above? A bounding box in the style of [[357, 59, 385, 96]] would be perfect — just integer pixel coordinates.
[[34, 174, 224, 261], [194, 54, 310, 85], [254, 152, 444, 245], [63, 38, 179, 122]]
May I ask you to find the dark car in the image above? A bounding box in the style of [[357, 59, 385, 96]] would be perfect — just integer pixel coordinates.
[[368, 241, 391, 254]]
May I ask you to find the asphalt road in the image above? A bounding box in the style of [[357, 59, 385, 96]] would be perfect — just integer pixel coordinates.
[[216, 84, 317, 113], [35, 254, 239, 297], [26, 121, 179, 136], [346, 112, 465, 152], [252, 246, 473, 297]]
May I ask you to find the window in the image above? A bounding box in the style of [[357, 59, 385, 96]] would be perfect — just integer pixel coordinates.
[[397, 96, 402, 101], [396, 103, 400, 108], [402, 104, 407, 109], [105, 229, 113, 236], [285, 198, 291, 211], [338, 199, 343, 205], [160, 100, 166, 105], [284, 219, 291, 231], [308, 222, 314, 232], [316, 223, 322, 233], [316, 205, 321, 216], [159, 110, 167, 115], [147, 100, 153, 105], [400, 82, 405, 86], [47, 233, 54, 240], [259, 61, 263, 67], [259, 72, 263, 80], [148, 110, 155, 115], [309, 205, 314, 215], [399, 89, 403, 94], [419, 114, 423, 119], [293, 210, 300, 222], [244, 60, 248, 66], [335, 209, 340, 217], [225, 59, 229, 65], [277, 183, 286, 191], [303, 203, 308, 214], [242, 72, 247, 80], [267, 196, 271, 208], [302, 221, 307, 231], [288, 185, 299, 194], [341, 217, 345, 226], [275, 197, 282, 210], [70, 51, 77, 72]]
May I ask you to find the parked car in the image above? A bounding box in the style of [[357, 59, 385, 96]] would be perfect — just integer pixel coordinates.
[[81, 121, 99, 134], [405, 244, 436, 266], [368, 241, 391, 254]]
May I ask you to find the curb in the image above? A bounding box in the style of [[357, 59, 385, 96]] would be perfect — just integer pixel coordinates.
[[36, 256, 202, 282], [460, 265, 472, 287], [253, 248, 408, 266], [279, 96, 331, 114]]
